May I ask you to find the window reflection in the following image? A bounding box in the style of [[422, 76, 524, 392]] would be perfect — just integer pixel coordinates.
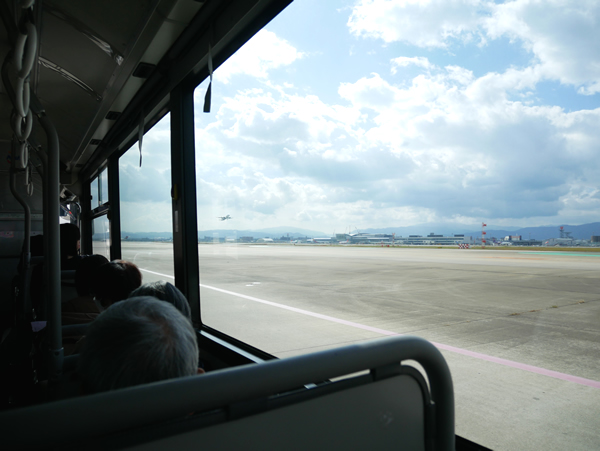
[[118, 114, 174, 280], [92, 215, 110, 259], [99, 168, 108, 206], [90, 176, 99, 209]]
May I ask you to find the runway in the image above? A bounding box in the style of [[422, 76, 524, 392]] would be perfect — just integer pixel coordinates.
[[120, 242, 600, 451]]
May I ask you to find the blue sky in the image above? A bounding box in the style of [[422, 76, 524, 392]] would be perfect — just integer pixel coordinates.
[[120, 0, 600, 234]]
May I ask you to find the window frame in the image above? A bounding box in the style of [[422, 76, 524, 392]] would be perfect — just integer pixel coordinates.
[[170, 82, 201, 327], [77, 0, 293, 342]]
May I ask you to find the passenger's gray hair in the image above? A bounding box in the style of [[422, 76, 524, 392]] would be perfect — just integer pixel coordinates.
[[78, 296, 199, 394], [129, 281, 191, 321]]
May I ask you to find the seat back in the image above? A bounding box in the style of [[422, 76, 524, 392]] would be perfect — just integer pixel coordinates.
[[1, 335, 455, 451], [124, 367, 432, 451], [61, 270, 78, 303]]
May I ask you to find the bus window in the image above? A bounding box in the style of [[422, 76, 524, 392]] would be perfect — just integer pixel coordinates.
[[99, 168, 109, 206], [118, 114, 174, 285], [191, 2, 600, 450], [91, 169, 109, 211], [91, 176, 99, 209], [92, 215, 110, 259], [193, 35, 332, 356]]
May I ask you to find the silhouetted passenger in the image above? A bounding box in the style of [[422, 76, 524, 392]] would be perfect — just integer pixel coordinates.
[[30, 224, 82, 310], [60, 223, 82, 270], [91, 260, 142, 308], [62, 255, 109, 325], [78, 297, 200, 394], [75, 255, 110, 297], [129, 281, 191, 321]]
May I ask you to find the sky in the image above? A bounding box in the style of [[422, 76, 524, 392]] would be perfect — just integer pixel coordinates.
[[120, 0, 600, 234]]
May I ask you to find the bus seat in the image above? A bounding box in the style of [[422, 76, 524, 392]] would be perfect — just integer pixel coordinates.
[[0, 335, 455, 451], [61, 270, 78, 303], [0, 257, 19, 309], [0, 257, 19, 324]]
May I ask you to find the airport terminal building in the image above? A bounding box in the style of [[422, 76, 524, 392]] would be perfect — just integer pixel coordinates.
[[396, 233, 469, 245], [347, 233, 394, 244], [346, 232, 469, 245]]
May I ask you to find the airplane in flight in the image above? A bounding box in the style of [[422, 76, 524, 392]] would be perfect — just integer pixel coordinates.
[[218, 215, 231, 221]]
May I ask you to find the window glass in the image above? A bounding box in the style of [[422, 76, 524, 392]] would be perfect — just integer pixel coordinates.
[[119, 114, 174, 286], [99, 168, 109, 206], [190, 2, 600, 451], [90, 176, 99, 209], [91, 215, 110, 259]]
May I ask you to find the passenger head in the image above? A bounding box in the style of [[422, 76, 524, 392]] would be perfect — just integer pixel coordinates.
[[78, 297, 199, 394], [60, 223, 80, 260], [92, 260, 142, 308], [75, 254, 110, 297], [129, 281, 191, 321]]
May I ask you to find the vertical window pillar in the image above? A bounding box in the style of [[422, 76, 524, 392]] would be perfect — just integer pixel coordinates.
[[170, 84, 201, 325], [108, 157, 122, 260], [80, 181, 92, 255]]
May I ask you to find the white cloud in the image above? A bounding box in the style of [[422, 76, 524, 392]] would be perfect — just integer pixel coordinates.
[[332, 63, 600, 221], [348, 0, 489, 48], [339, 73, 399, 110], [206, 64, 595, 224], [445, 66, 474, 85], [391, 56, 436, 73], [216, 30, 304, 83], [483, 0, 600, 93], [349, 0, 600, 94], [193, 82, 428, 230]]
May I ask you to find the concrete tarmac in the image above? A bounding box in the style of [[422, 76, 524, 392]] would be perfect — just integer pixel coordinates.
[[121, 242, 600, 451]]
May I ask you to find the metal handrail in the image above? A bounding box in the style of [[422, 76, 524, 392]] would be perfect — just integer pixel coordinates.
[[0, 335, 454, 450]]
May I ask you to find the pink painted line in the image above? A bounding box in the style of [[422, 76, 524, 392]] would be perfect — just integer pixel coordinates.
[[430, 342, 600, 389], [202, 283, 600, 390]]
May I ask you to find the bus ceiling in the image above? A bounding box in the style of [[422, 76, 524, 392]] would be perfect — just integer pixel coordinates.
[[0, 0, 292, 196]]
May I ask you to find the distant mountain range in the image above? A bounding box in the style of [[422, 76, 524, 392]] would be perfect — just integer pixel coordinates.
[[121, 222, 600, 241], [197, 226, 328, 239]]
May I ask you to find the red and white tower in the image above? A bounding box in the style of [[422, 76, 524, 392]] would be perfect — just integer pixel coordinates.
[[482, 222, 487, 249]]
